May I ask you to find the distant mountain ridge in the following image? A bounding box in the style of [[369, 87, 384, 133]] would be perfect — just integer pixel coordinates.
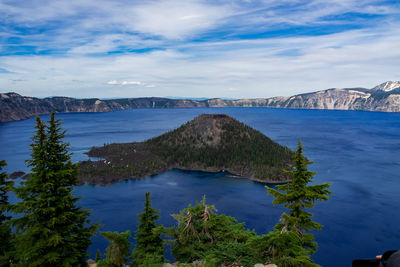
[[1, 81, 399, 122]]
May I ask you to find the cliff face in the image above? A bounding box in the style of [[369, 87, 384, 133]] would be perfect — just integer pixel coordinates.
[[272, 84, 400, 112], [0, 93, 208, 122], [223, 81, 400, 112], [1, 81, 399, 122]]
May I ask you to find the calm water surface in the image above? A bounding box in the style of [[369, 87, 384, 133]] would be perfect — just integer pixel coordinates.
[[1, 108, 399, 267]]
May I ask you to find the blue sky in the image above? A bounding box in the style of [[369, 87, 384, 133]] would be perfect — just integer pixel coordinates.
[[0, 0, 399, 98]]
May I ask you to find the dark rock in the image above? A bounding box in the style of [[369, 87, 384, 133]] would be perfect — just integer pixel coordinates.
[[21, 173, 31, 180], [8, 171, 25, 179]]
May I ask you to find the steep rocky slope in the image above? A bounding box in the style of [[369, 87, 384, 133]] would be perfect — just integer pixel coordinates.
[[0, 93, 207, 122], [1, 81, 399, 122], [274, 81, 400, 112]]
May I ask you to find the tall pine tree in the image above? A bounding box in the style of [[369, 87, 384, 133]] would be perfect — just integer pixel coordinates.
[[12, 112, 98, 266], [0, 160, 14, 266], [131, 192, 164, 267], [264, 141, 332, 267]]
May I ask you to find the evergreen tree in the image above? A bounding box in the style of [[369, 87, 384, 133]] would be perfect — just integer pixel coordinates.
[[12, 112, 98, 266], [264, 141, 332, 266], [98, 231, 131, 267], [131, 192, 164, 267], [95, 249, 103, 263], [0, 160, 14, 266]]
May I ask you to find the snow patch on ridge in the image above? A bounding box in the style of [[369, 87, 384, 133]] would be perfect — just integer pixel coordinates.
[[372, 81, 400, 92]]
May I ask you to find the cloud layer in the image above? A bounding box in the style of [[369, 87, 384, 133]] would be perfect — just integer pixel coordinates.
[[0, 0, 399, 98]]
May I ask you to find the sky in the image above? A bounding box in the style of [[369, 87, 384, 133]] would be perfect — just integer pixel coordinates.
[[0, 0, 399, 98]]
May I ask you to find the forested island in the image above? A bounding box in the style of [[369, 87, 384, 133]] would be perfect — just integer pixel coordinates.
[[79, 114, 294, 185]]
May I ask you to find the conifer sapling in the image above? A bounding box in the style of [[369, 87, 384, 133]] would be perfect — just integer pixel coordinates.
[[265, 141, 332, 266], [131, 192, 164, 266]]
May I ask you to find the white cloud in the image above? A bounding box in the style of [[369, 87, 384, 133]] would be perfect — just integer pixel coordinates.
[[0, 0, 399, 98], [121, 81, 142, 85], [129, 0, 232, 39], [107, 80, 119, 85], [107, 80, 155, 87], [1, 24, 399, 98], [1, 0, 399, 54]]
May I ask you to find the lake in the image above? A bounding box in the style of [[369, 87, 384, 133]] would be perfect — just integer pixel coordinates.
[[1, 107, 399, 266]]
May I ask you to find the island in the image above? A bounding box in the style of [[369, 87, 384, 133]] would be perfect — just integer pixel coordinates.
[[78, 114, 294, 185]]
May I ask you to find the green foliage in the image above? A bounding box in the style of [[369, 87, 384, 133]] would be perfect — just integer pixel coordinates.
[[147, 115, 294, 181], [11, 112, 98, 266], [95, 249, 103, 262], [96, 260, 108, 267], [80, 114, 295, 185], [263, 141, 332, 266], [131, 192, 164, 267], [206, 242, 255, 267], [200, 254, 218, 267], [101, 230, 131, 267], [261, 230, 316, 267], [0, 160, 14, 266], [171, 196, 255, 265], [136, 253, 164, 267]]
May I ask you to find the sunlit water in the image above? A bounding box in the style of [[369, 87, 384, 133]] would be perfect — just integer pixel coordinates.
[[1, 108, 399, 266]]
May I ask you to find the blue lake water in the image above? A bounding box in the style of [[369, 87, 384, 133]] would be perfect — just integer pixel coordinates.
[[1, 108, 399, 266]]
